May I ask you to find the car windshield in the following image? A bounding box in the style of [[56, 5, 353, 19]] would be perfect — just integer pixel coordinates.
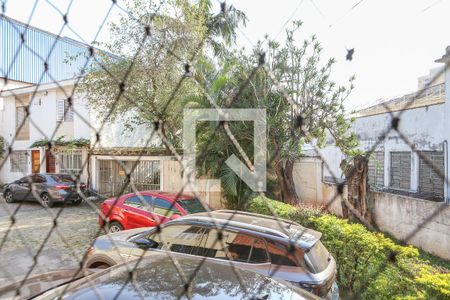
[[50, 175, 75, 183], [177, 198, 207, 213], [305, 241, 330, 273]]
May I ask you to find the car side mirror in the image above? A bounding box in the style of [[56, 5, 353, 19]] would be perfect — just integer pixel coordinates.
[[170, 214, 181, 220], [133, 238, 159, 249]]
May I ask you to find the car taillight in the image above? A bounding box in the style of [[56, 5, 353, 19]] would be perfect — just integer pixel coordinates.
[[55, 185, 71, 190]]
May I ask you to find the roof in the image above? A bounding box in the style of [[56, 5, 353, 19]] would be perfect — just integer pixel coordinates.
[[114, 191, 194, 201], [354, 82, 445, 118], [0, 78, 76, 96], [435, 46, 450, 63], [0, 15, 93, 84], [175, 210, 322, 249]]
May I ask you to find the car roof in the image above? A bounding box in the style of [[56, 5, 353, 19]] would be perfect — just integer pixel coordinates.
[[120, 191, 195, 201], [38, 252, 319, 300], [170, 210, 322, 249]]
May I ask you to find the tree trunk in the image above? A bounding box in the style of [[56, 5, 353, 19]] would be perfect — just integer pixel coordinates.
[[275, 159, 299, 205]]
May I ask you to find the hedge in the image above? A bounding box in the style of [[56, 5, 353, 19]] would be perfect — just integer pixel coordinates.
[[248, 196, 450, 300]]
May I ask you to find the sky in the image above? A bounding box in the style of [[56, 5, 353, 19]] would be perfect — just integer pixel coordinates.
[[2, 0, 450, 110]]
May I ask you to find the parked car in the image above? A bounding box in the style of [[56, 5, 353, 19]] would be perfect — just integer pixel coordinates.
[[2, 174, 86, 207], [85, 210, 339, 299], [35, 252, 319, 300], [99, 191, 209, 233]]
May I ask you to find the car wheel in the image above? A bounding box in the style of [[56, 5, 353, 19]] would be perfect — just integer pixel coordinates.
[[41, 193, 54, 208], [108, 221, 123, 233], [4, 190, 15, 203]]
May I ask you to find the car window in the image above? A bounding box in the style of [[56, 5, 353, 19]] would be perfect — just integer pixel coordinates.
[[148, 225, 205, 254], [123, 195, 154, 210], [266, 240, 299, 267], [250, 238, 269, 263], [152, 197, 181, 217], [305, 241, 330, 273], [17, 176, 30, 184], [31, 175, 46, 183], [196, 229, 269, 263], [50, 174, 75, 183], [177, 198, 207, 213], [124, 196, 143, 208]]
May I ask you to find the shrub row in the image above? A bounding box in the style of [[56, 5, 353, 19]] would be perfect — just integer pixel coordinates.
[[247, 196, 450, 300]]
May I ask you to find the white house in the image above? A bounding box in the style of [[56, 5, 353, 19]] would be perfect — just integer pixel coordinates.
[[0, 80, 91, 183], [0, 16, 170, 195]]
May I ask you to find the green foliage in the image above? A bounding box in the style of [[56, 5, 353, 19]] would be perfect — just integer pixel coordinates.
[[30, 137, 90, 149], [80, 0, 246, 147], [248, 196, 450, 300]]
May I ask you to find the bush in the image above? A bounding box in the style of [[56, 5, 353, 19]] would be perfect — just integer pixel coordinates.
[[248, 196, 450, 300]]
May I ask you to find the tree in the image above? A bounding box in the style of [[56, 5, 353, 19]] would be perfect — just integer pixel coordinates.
[[80, 0, 246, 146], [195, 22, 357, 205]]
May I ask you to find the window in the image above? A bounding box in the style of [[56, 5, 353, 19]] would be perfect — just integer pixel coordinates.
[[58, 151, 82, 176], [250, 238, 269, 263], [18, 176, 31, 184], [197, 229, 269, 263], [418, 151, 445, 199], [124, 195, 153, 209], [10, 151, 28, 173], [390, 152, 411, 190], [124, 196, 144, 208], [177, 198, 207, 214], [31, 175, 46, 183], [266, 240, 299, 267], [56, 99, 74, 122], [305, 241, 330, 274], [148, 225, 205, 253], [368, 152, 384, 188], [151, 197, 181, 217], [16, 105, 30, 140]]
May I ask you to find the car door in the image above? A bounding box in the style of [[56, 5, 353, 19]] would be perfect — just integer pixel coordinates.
[[122, 195, 156, 229], [15, 176, 32, 201], [30, 175, 46, 201], [151, 197, 183, 224]]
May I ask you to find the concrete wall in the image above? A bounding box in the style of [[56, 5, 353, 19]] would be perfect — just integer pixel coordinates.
[[372, 191, 450, 260], [89, 109, 161, 148], [293, 157, 345, 216], [162, 160, 224, 209]]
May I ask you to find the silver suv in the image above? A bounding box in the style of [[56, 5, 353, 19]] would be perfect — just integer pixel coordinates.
[[85, 210, 339, 299]]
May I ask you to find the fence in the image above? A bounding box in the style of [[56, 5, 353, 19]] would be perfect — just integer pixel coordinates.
[[0, 0, 449, 299]]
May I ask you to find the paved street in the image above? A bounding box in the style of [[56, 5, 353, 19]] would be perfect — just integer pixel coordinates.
[[0, 197, 101, 287]]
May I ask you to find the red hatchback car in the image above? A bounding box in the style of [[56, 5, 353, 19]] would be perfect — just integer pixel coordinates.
[[99, 191, 208, 233]]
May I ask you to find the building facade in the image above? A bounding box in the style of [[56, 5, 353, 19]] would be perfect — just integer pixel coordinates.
[[0, 16, 171, 196], [311, 48, 450, 204]]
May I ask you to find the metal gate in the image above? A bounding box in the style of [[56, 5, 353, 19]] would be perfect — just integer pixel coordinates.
[[98, 160, 160, 196]]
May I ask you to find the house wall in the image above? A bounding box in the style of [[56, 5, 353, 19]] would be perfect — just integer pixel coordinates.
[[316, 102, 448, 201], [372, 191, 450, 260], [89, 109, 161, 149]]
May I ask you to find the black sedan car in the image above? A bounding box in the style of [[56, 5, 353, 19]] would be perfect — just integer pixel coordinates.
[[3, 173, 86, 207], [32, 253, 319, 300]]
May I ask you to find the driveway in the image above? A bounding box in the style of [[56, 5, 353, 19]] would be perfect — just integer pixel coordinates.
[[0, 197, 101, 287]]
